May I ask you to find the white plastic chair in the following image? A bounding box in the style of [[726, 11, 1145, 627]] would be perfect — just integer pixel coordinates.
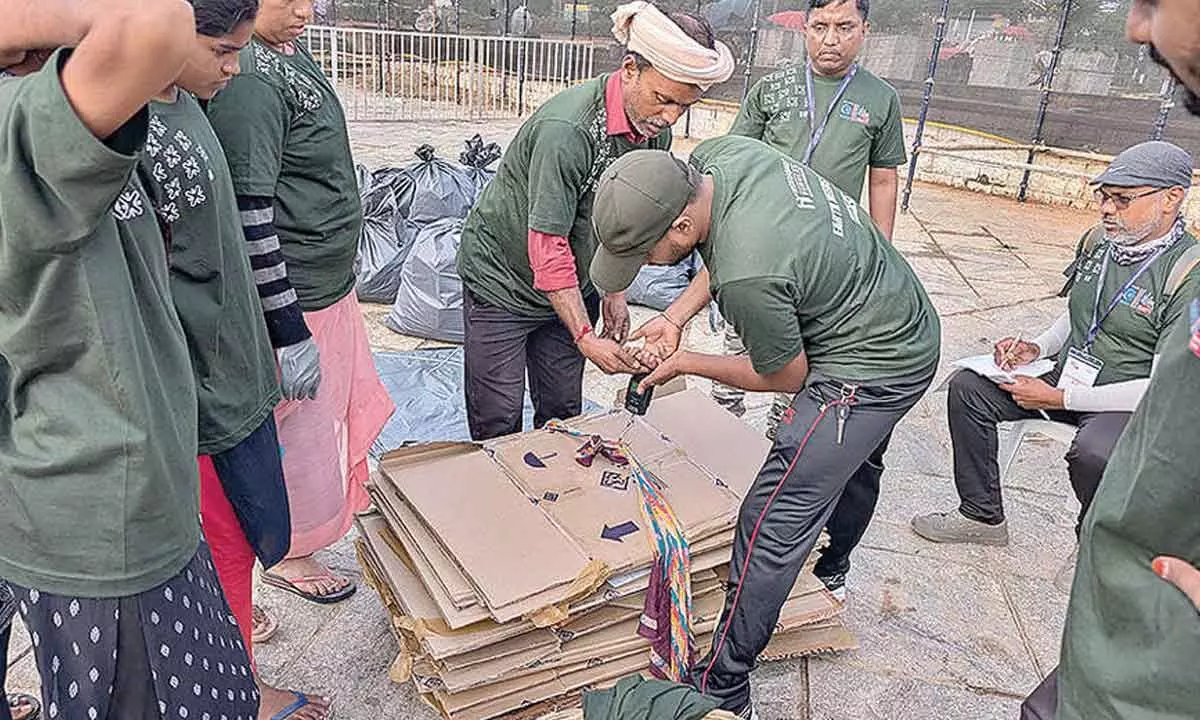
[[996, 419, 1077, 482]]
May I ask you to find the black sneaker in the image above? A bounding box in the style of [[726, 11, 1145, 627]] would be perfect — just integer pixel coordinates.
[[816, 569, 847, 603]]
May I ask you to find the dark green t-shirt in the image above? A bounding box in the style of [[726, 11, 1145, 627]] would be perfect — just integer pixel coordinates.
[[1058, 310, 1200, 720], [691, 136, 940, 382], [146, 94, 281, 455], [730, 64, 907, 200], [1062, 228, 1200, 384], [0, 52, 200, 597], [206, 38, 362, 311], [457, 74, 672, 317]]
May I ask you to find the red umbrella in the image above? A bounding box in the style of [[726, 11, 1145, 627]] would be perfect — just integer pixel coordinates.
[[767, 10, 807, 31]]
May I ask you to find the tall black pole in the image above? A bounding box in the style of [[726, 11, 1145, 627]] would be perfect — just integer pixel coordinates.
[[1152, 77, 1178, 141], [901, 0, 952, 212], [683, 0, 703, 137], [742, 0, 764, 100], [1018, 0, 1072, 203], [570, 2, 578, 41]]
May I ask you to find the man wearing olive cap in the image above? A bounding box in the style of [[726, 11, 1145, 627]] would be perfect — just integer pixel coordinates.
[[590, 134, 940, 716], [913, 140, 1200, 549]]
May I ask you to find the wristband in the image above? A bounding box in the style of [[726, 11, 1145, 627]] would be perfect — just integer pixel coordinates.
[[574, 324, 593, 344]]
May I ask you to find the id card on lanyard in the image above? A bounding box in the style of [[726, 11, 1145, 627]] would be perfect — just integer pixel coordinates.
[[802, 62, 858, 166], [1057, 244, 1172, 389]]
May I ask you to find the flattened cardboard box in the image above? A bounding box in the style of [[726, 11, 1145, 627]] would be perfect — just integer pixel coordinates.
[[358, 515, 730, 666], [375, 390, 772, 625], [421, 617, 847, 720]]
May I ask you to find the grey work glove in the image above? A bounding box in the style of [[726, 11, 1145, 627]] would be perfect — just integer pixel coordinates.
[[277, 338, 322, 401]]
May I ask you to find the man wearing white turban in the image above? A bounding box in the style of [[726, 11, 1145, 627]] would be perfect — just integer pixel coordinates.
[[456, 1, 733, 441]]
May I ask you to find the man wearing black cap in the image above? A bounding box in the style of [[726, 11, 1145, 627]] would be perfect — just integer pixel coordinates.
[[589, 135, 940, 717], [912, 141, 1200, 548]]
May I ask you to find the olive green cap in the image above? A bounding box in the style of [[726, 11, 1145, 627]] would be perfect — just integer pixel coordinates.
[[589, 150, 699, 294]]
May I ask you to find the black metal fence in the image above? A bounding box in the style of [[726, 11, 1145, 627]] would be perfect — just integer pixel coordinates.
[[320, 1, 1193, 180]]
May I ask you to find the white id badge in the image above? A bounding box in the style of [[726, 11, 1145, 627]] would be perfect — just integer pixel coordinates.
[[1057, 347, 1103, 389]]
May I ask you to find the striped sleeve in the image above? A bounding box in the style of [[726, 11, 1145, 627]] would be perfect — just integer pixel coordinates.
[[238, 195, 311, 348]]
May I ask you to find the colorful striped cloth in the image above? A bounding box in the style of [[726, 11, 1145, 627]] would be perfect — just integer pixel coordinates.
[[546, 419, 695, 681]]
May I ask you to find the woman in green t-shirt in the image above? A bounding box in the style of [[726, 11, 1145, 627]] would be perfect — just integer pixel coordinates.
[[206, 0, 395, 612]]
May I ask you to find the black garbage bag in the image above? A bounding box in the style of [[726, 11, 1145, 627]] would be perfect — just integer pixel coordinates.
[[373, 165, 416, 219], [459, 133, 502, 197], [386, 218, 466, 343], [355, 164, 414, 304], [406, 145, 479, 226], [626, 250, 703, 311]]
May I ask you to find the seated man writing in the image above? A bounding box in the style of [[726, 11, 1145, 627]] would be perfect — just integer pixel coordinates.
[[913, 141, 1200, 546]]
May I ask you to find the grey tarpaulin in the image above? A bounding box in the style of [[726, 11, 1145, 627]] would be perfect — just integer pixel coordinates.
[[626, 251, 703, 311], [386, 218, 467, 343], [369, 348, 601, 457], [355, 164, 415, 304]]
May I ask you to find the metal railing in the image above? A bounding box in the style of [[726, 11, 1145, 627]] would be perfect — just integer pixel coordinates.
[[301, 25, 596, 122]]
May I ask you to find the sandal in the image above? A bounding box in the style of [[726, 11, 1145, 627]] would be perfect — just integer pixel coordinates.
[[8, 693, 41, 720], [252, 604, 279, 645], [262, 571, 356, 605], [271, 691, 330, 720]]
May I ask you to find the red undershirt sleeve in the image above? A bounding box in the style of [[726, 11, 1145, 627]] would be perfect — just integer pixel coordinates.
[[528, 229, 580, 292]]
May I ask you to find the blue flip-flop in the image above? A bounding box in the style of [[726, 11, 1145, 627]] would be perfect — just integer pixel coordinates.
[[271, 691, 327, 720]]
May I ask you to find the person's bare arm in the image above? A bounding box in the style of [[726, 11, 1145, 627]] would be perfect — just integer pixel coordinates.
[[868, 167, 898, 241], [2, 0, 195, 139], [639, 348, 809, 394], [546, 286, 593, 344], [628, 267, 713, 360]]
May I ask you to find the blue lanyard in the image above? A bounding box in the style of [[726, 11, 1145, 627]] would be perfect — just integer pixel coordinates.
[[803, 62, 858, 166], [1086, 241, 1175, 351]]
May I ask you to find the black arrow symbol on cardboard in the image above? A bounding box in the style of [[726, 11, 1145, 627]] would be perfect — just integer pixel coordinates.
[[523, 451, 558, 468], [601, 521, 639, 543]]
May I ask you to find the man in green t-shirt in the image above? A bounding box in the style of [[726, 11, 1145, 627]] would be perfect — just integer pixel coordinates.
[[730, 0, 905, 231], [588, 137, 940, 716], [912, 141, 1200, 548], [1017, 5, 1200, 719], [0, 2, 257, 718], [456, 1, 733, 440], [715, 0, 908, 435]]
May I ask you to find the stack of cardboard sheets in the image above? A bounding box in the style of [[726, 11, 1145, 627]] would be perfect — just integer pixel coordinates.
[[356, 389, 856, 720]]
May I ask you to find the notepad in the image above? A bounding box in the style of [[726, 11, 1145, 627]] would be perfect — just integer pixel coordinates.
[[952, 354, 1056, 385]]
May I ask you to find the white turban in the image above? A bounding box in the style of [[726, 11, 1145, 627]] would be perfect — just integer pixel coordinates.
[[611, 1, 735, 91]]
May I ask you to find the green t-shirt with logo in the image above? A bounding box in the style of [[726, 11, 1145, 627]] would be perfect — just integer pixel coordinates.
[[457, 74, 672, 318], [1061, 227, 1200, 384], [146, 94, 281, 456], [206, 38, 363, 312], [730, 64, 907, 200], [1058, 310, 1200, 720], [0, 51, 200, 597], [691, 136, 940, 382]]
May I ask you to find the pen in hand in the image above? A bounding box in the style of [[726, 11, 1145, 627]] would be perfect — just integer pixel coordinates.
[[997, 333, 1023, 372]]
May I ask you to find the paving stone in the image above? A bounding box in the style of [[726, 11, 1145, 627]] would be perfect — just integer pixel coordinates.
[[804, 659, 1024, 720], [837, 547, 1040, 698]]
